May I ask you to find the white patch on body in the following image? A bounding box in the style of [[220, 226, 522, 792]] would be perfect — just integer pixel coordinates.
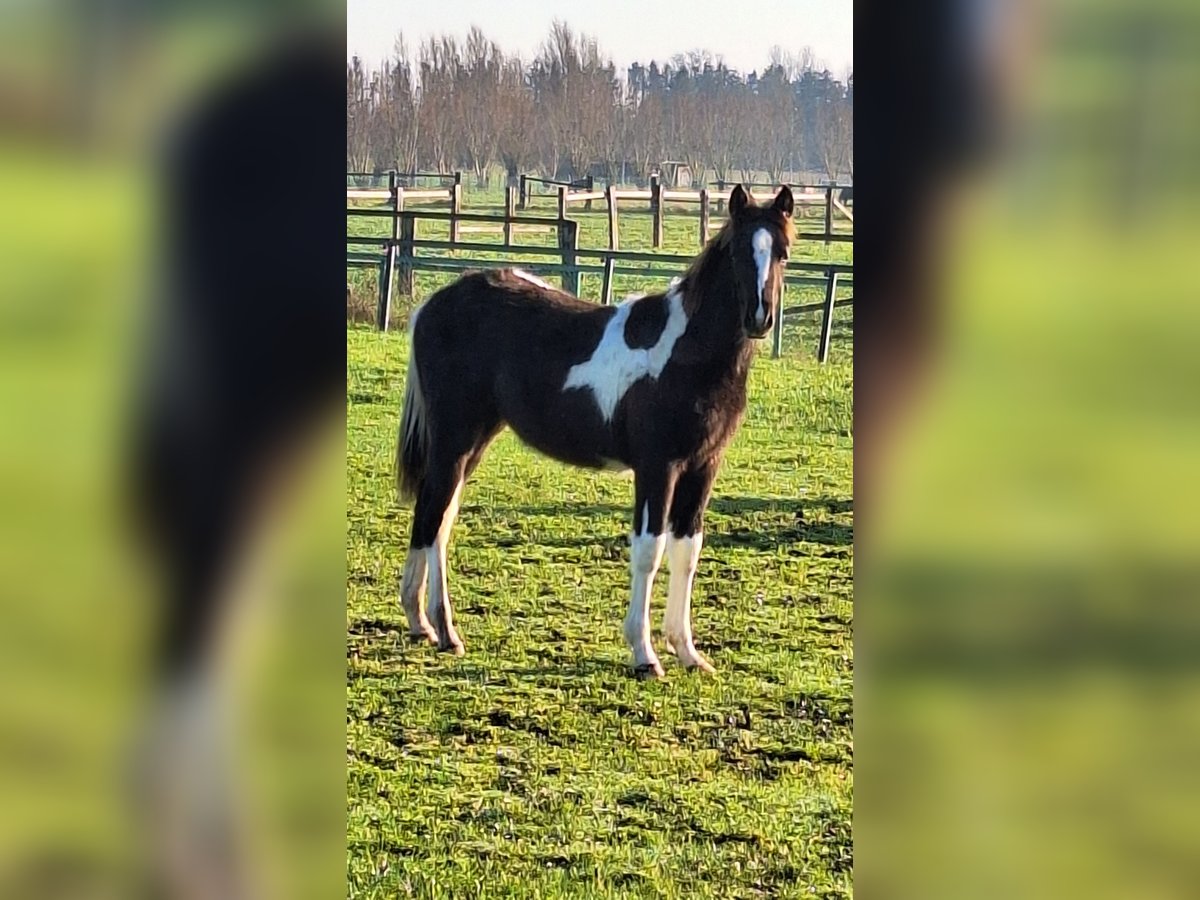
[[664, 532, 713, 671], [563, 287, 688, 422], [624, 501, 665, 672], [751, 228, 773, 328], [511, 268, 554, 291]]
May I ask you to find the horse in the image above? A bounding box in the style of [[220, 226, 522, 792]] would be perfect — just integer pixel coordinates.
[[396, 183, 795, 677]]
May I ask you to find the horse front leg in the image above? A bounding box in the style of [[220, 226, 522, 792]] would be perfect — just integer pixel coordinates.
[[664, 463, 717, 673], [624, 463, 677, 679]]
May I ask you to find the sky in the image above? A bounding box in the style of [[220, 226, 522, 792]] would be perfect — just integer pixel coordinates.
[[347, 0, 853, 79]]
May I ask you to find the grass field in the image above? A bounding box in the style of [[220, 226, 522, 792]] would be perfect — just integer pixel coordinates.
[[346, 182, 853, 898]]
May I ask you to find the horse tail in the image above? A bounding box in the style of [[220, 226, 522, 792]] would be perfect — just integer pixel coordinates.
[[397, 304, 429, 503]]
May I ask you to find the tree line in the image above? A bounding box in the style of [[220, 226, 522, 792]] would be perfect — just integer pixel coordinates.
[[347, 23, 852, 188]]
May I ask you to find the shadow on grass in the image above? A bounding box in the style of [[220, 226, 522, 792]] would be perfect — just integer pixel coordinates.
[[455, 496, 851, 550], [452, 656, 624, 682], [463, 495, 851, 519]]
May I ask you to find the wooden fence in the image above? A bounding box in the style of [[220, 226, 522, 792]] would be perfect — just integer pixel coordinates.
[[349, 171, 852, 250], [519, 174, 594, 209], [347, 170, 462, 189], [347, 201, 852, 362], [346, 170, 466, 240], [520, 174, 851, 250]]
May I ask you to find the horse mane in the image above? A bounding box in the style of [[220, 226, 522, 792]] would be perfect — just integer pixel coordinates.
[[679, 206, 796, 298]]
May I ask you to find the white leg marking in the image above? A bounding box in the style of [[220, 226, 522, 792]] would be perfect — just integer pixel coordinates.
[[511, 268, 555, 291], [400, 550, 434, 641], [563, 287, 689, 422], [425, 479, 465, 653], [664, 532, 714, 672], [624, 501, 665, 676], [752, 227, 773, 328]]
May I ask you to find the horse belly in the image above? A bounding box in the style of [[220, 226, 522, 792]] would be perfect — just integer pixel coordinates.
[[500, 391, 620, 470]]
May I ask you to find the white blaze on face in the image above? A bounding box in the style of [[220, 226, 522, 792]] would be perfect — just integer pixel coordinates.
[[751, 228, 773, 328], [562, 286, 688, 422]]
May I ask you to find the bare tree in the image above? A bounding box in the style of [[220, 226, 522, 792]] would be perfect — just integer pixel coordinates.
[[416, 36, 459, 173], [529, 22, 618, 181], [452, 28, 503, 186], [345, 26, 851, 189], [369, 41, 420, 175], [495, 57, 537, 187], [346, 57, 372, 173], [814, 93, 853, 182]]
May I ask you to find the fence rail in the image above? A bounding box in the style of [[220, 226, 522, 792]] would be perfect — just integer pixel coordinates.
[[347, 202, 851, 362], [519, 174, 594, 209], [346, 170, 463, 188]]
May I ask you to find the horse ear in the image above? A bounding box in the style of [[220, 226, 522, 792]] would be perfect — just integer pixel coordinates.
[[773, 185, 794, 218], [729, 184, 750, 219]]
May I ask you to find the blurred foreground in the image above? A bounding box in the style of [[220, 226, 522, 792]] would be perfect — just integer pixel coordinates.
[[0, 3, 344, 898], [860, 0, 1200, 897]]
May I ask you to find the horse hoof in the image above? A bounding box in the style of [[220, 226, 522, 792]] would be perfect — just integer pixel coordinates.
[[408, 628, 437, 644], [438, 640, 465, 657], [681, 655, 716, 674], [632, 662, 665, 680]]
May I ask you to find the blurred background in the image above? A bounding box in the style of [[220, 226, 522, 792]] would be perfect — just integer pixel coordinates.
[[859, 0, 1200, 897], [0, 1, 344, 898], [2, 0, 1200, 897]]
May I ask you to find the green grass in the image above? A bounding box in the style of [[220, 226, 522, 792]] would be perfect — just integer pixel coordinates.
[[346, 290, 853, 897]]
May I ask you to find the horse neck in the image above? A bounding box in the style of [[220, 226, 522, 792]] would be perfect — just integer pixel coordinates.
[[677, 253, 754, 382]]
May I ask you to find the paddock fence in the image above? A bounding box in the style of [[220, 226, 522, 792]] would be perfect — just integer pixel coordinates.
[[347, 196, 852, 362], [518, 173, 853, 250]]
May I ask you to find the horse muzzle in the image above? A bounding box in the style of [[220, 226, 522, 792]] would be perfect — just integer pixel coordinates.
[[745, 314, 774, 340]]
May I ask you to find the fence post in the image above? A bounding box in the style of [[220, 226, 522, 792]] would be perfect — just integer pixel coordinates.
[[377, 258, 387, 322], [818, 271, 840, 363], [699, 188, 710, 248], [606, 184, 619, 250], [558, 185, 568, 221], [453, 170, 462, 189], [450, 182, 462, 244], [651, 175, 663, 249], [772, 280, 785, 359], [585, 174, 594, 211], [519, 174, 527, 209], [716, 178, 725, 213], [504, 185, 516, 245], [558, 219, 579, 296], [379, 173, 400, 330], [397, 214, 415, 298], [824, 185, 834, 247], [601, 257, 615, 305]]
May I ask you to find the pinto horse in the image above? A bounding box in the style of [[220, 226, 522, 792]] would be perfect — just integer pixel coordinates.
[[396, 184, 794, 677]]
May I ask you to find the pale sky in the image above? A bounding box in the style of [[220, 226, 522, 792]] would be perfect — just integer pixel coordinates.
[[347, 0, 853, 79]]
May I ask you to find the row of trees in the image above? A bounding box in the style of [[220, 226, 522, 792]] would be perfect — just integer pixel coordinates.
[[347, 23, 852, 188]]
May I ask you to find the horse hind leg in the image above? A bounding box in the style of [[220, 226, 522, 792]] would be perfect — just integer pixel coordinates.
[[409, 427, 500, 654], [399, 550, 434, 643]]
